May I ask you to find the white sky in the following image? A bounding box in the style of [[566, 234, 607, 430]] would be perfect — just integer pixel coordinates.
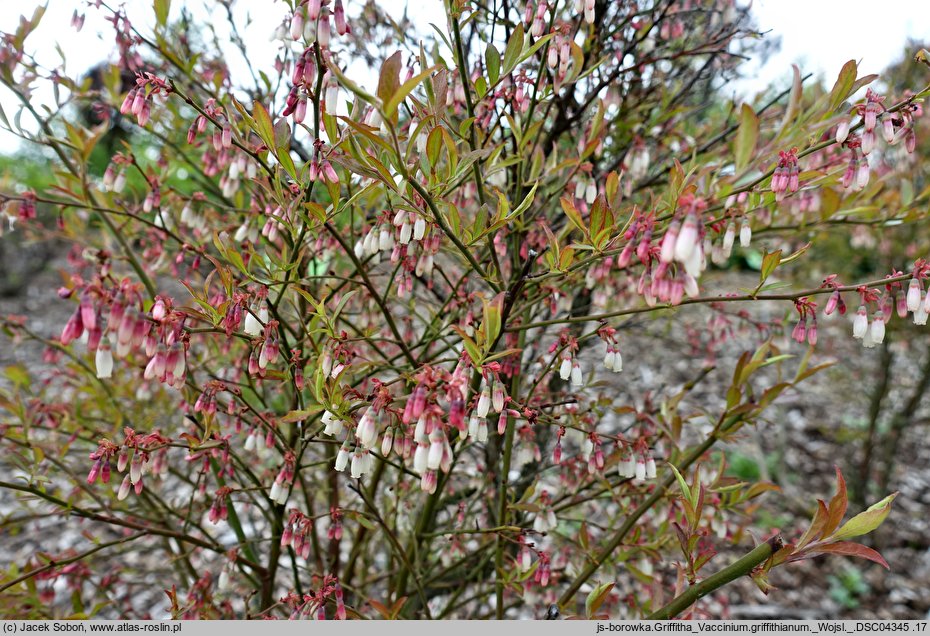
[[0, 0, 928, 152]]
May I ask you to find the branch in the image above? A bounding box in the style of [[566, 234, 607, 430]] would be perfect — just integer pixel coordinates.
[[647, 534, 783, 620]]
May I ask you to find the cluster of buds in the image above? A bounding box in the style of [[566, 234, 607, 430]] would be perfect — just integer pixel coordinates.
[[119, 85, 153, 126], [598, 325, 623, 373], [616, 208, 655, 269], [390, 210, 432, 250], [906, 273, 930, 326], [141, 296, 188, 389], [94, 429, 172, 500], [659, 193, 706, 279], [856, 89, 886, 155], [624, 137, 650, 181], [319, 336, 353, 380], [548, 30, 574, 87], [617, 446, 657, 483], [639, 261, 700, 308], [283, 574, 346, 620], [243, 293, 269, 336], [411, 404, 453, 493], [186, 109, 210, 145], [308, 143, 340, 185], [327, 507, 343, 541], [354, 212, 397, 263], [526, 1, 549, 38], [216, 555, 237, 592], [839, 135, 871, 192], [258, 203, 294, 245], [180, 195, 208, 232], [532, 491, 558, 533], [557, 352, 584, 386], [86, 439, 119, 486], [0, 192, 37, 230], [248, 320, 281, 377], [333, 440, 373, 480], [850, 287, 886, 349], [551, 426, 566, 465], [269, 451, 297, 505], [282, 48, 317, 125], [580, 432, 606, 474], [573, 170, 598, 205], [118, 73, 170, 127], [101, 153, 131, 193], [58, 278, 182, 383], [288, 0, 347, 46], [791, 298, 818, 346], [193, 380, 227, 416], [207, 487, 232, 524], [534, 552, 552, 587], [770, 148, 800, 201], [473, 370, 508, 420], [712, 214, 752, 264], [243, 423, 274, 454], [321, 408, 346, 437], [574, 0, 596, 23], [281, 509, 316, 560], [852, 305, 886, 348]]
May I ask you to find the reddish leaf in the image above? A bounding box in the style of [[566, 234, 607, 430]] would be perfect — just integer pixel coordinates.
[[821, 466, 848, 539], [797, 499, 829, 549], [808, 541, 890, 569], [369, 600, 392, 619], [377, 51, 403, 107]]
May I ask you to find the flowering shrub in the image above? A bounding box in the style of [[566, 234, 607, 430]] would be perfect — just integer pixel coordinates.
[[0, 0, 928, 620]]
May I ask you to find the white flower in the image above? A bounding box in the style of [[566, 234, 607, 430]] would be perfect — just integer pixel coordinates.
[[869, 312, 886, 344], [476, 390, 491, 418], [852, 307, 869, 339], [907, 279, 922, 312], [739, 221, 751, 248], [95, 345, 113, 379], [570, 363, 583, 387], [334, 443, 350, 472]]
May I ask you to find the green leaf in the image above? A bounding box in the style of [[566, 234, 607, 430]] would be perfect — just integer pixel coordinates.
[[588, 194, 614, 248], [154, 0, 171, 27], [827, 60, 858, 113], [733, 103, 758, 172], [281, 409, 317, 423], [252, 102, 275, 150], [384, 65, 438, 119], [560, 197, 587, 236], [486, 44, 501, 85], [502, 23, 525, 77], [758, 249, 782, 285], [668, 463, 694, 507], [511, 182, 537, 218], [585, 582, 614, 618], [779, 64, 803, 131], [830, 492, 897, 541], [482, 292, 505, 348], [377, 51, 403, 110]]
